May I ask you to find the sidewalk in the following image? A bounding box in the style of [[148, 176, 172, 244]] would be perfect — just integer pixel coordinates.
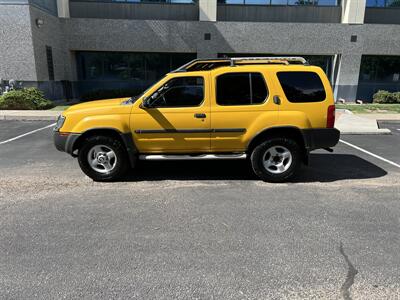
[[335, 109, 397, 135]]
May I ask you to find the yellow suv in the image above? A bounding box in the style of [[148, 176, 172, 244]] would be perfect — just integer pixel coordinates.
[[54, 57, 339, 182]]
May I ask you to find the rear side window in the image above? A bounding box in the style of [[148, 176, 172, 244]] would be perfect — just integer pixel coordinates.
[[277, 71, 326, 103], [217, 72, 268, 106]]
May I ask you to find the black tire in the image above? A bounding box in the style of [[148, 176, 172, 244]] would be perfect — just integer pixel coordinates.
[[78, 135, 129, 182], [250, 138, 302, 182]]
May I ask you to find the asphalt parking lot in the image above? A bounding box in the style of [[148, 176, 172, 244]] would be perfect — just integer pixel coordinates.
[[0, 120, 399, 299]]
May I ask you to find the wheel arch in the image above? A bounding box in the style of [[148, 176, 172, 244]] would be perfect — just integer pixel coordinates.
[[247, 126, 308, 163], [73, 128, 137, 167]]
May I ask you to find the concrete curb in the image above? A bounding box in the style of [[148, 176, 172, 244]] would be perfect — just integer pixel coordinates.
[[0, 115, 58, 121], [340, 130, 392, 135], [336, 109, 353, 115], [377, 119, 400, 123], [0, 110, 61, 121], [357, 114, 400, 121]]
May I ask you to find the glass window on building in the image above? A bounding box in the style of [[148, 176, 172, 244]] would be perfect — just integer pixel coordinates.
[[76, 51, 196, 99], [242, 0, 270, 4], [386, 0, 400, 6], [218, 0, 247, 3], [108, 0, 196, 3], [77, 51, 195, 82], [357, 55, 400, 101], [218, 0, 339, 5], [366, 0, 385, 6], [366, 0, 400, 6], [308, 0, 338, 5], [304, 55, 333, 77], [169, 0, 196, 2], [270, 0, 288, 4], [287, 0, 314, 5], [30, 0, 58, 15]]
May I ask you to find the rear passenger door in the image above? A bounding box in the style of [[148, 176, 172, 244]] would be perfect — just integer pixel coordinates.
[[274, 69, 332, 128], [210, 69, 278, 152]]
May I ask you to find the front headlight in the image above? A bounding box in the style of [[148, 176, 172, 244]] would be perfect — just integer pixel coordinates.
[[54, 115, 66, 132]]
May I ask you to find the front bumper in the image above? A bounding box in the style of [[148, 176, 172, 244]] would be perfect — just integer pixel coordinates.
[[53, 132, 80, 155], [301, 128, 340, 151]]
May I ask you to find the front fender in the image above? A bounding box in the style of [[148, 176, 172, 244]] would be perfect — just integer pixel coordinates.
[[69, 114, 131, 134]]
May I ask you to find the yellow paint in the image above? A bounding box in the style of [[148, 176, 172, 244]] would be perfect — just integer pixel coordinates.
[[59, 64, 334, 153], [60, 98, 131, 133], [131, 72, 211, 152]]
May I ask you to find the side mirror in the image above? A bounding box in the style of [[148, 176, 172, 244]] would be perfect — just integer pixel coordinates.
[[141, 97, 151, 109]]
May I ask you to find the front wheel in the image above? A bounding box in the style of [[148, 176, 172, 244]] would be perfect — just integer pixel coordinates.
[[78, 135, 129, 182], [250, 138, 302, 182]]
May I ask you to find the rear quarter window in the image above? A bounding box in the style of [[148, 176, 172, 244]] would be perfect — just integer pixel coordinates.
[[277, 71, 326, 103]]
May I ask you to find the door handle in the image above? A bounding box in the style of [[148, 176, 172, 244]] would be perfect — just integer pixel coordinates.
[[194, 113, 206, 118], [273, 95, 281, 105]]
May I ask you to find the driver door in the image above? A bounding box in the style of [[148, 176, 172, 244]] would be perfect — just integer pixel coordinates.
[[131, 74, 211, 153]]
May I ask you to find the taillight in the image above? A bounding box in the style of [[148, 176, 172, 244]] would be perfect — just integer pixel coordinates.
[[327, 105, 335, 128]]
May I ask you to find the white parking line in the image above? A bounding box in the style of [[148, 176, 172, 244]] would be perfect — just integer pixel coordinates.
[[339, 139, 400, 169], [0, 123, 55, 145]]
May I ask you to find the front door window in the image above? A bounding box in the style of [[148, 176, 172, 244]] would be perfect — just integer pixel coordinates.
[[148, 77, 204, 108]]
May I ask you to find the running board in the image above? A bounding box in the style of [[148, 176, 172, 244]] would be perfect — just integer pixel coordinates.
[[139, 153, 247, 161]]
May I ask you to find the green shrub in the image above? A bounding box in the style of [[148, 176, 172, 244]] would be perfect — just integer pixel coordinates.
[[373, 90, 400, 104], [0, 90, 35, 110], [0, 88, 54, 110], [80, 88, 143, 102]]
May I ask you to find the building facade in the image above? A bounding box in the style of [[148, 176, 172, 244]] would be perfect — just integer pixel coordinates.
[[0, 0, 399, 102]]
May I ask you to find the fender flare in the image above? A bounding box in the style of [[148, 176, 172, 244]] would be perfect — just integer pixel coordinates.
[[247, 126, 307, 150], [72, 127, 138, 168]]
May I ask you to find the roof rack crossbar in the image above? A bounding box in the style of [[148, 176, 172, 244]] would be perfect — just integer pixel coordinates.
[[229, 56, 307, 66], [172, 58, 229, 72], [172, 56, 308, 72]]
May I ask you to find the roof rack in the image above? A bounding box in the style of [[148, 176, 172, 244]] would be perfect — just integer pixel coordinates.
[[230, 56, 307, 66], [173, 56, 308, 72]]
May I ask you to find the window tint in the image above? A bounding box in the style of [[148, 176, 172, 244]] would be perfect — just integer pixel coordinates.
[[149, 77, 204, 108], [217, 72, 268, 105], [277, 72, 326, 103]]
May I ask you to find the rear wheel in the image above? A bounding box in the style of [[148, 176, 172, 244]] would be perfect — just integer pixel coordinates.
[[250, 138, 301, 182], [78, 135, 129, 182]]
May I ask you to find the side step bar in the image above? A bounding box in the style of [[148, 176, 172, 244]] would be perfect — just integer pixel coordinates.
[[139, 153, 247, 161]]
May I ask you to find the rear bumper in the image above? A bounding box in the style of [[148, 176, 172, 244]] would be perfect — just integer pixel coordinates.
[[301, 128, 340, 151], [53, 132, 80, 155]]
